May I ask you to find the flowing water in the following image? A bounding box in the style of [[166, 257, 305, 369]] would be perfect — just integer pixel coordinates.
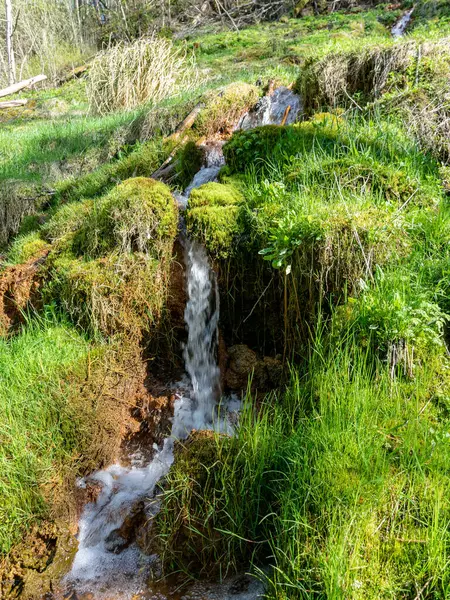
[[65, 86, 301, 599], [391, 7, 415, 37]]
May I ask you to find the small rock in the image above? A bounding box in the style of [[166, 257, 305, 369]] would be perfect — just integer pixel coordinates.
[[104, 530, 129, 554]]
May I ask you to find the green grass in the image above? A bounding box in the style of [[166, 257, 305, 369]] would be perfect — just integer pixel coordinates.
[[157, 332, 450, 598], [186, 8, 450, 78], [0, 315, 90, 554], [156, 13, 450, 595]]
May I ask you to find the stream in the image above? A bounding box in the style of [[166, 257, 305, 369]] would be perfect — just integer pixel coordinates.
[[391, 6, 415, 38], [63, 86, 301, 600]]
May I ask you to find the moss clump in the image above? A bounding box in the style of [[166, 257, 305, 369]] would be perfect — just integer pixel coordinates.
[[43, 199, 94, 243], [7, 232, 50, 265], [186, 182, 244, 258], [223, 123, 340, 174], [189, 181, 243, 208], [194, 82, 260, 138], [73, 177, 177, 258], [45, 177, 177, 336], [174, 141, 205, 190], [45, 252, 164, 336]]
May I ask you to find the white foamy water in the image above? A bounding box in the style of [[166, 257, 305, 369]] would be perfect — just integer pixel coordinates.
[[392, 7, 414, 37], [183, 239, 221, 425], [66, 86, 302, 598]]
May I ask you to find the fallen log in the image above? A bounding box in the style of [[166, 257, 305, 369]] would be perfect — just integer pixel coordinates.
[[151, 101, 205, 179], [0, 99, 28, 109], [169, 102, 205, 142], [0, 74, 47, 99], [57, 64, 90, 86]]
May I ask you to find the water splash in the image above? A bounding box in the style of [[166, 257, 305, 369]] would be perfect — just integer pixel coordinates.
[[238, 86, 302, 129]]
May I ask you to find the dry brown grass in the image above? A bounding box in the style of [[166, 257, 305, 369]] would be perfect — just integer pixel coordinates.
[[87, 36, 200, 115]]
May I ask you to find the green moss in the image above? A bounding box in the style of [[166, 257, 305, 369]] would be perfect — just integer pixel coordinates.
[[43, 199, 94, 243], [7, 232, 50, 265], [189, 181, 244, 208], [174, 141, 205, 189], [194, 82, 260, 137], [186, 183, 244, 258], [44, 177, 177, 336], [45, 251, 164, 336], [73, 177, 177, 259]]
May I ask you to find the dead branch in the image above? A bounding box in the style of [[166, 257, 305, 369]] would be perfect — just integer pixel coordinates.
[[0, 74, 47, 99], [0, 99, 28, 109]]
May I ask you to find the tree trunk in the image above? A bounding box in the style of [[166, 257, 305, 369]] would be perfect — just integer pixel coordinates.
[[5, 0, 16, 86]]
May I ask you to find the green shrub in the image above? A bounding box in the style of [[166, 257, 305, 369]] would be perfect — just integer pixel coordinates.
[[334, 271, 449, 372], [186, 182, 244, 258]]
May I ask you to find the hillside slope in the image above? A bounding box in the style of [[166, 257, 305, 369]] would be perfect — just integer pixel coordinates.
[[1, 3, 450, 599]]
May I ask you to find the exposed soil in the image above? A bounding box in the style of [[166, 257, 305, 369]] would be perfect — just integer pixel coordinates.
[[0, 249, 49, 334]]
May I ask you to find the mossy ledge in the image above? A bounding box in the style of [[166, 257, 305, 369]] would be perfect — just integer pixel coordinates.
[[43, 177, 178, 338]]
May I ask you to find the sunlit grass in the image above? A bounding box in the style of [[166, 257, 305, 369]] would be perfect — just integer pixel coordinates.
[[0, 315, 90, 554]]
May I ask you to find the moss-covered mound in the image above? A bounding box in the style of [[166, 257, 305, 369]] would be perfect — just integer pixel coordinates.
[[185, 182, 245, 258], [174, 141, 205, 189], [294, 41, 418, 113], [216, 114, 445, 356], [293, 38, 450, 161], [193, 82, 261, 138], [43, 177, 177, 336]]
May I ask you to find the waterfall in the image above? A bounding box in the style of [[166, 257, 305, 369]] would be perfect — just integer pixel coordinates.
[[65, 158, 224, 600], [183, 239, 221, 425], [65, 86, 301, 599], [391, 7, 414, 37]]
